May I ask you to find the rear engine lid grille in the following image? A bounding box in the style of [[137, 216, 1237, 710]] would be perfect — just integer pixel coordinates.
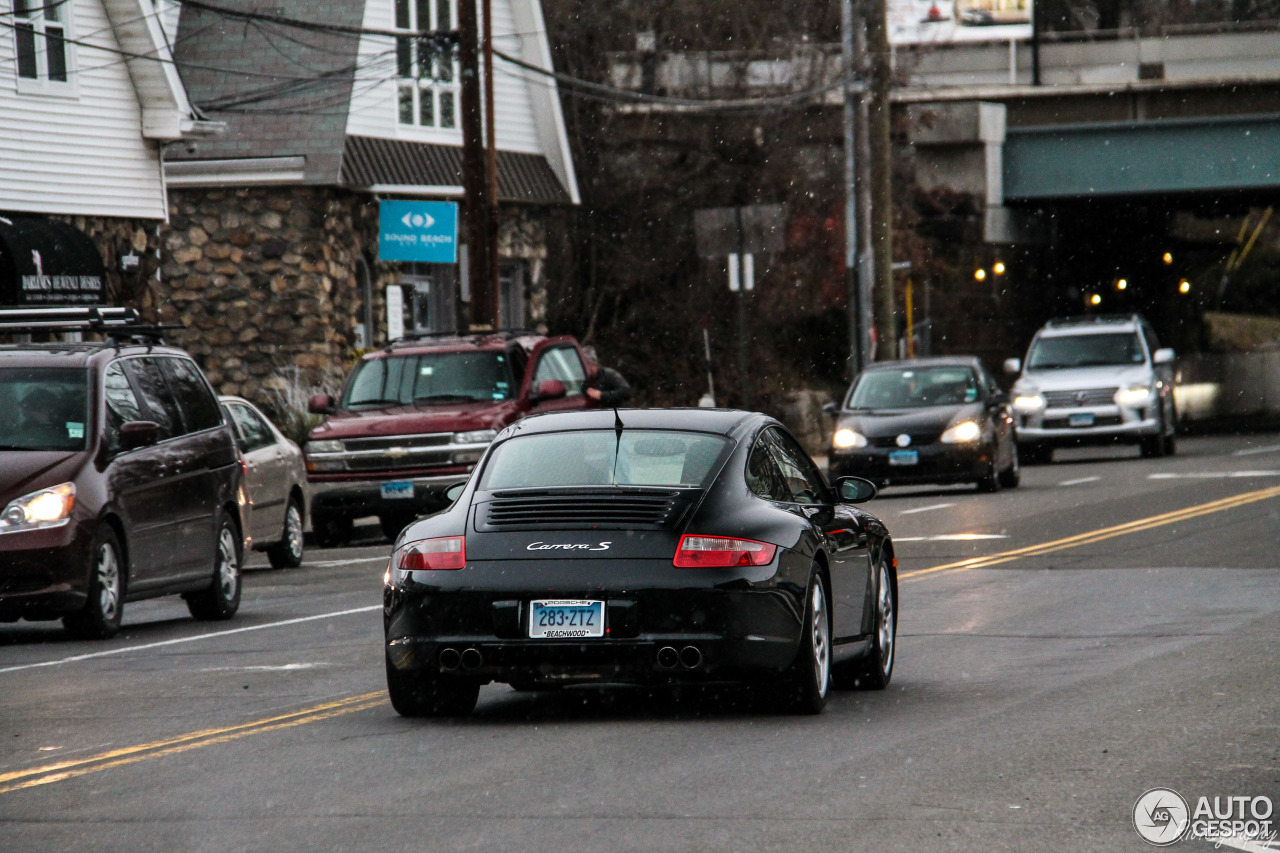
[[476, 489, 695, 530]]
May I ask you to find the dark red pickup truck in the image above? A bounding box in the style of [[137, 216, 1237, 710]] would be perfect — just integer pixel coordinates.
[[304, 331, 594, 546]]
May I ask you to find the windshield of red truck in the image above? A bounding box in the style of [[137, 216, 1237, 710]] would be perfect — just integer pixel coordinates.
[[342, 351, 515, 408]]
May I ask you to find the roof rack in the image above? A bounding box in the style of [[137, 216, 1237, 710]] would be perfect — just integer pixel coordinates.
[[1044, 314, 1143, 327], [384, 328, 540, 351], [0, 306, 180, 343]]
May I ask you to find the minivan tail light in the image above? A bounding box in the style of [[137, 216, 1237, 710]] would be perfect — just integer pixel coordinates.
[[397, 536, 466, 571], [674, 535, 777, 568]]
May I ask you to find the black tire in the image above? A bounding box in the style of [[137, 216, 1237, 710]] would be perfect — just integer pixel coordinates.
[[64, 526, 125, 640], [186, 514, 242, 621], [853, 556, 897, 690], [312, 512, 352, 549], [266, 495, 305, 569], [998, 442, 1021, 489], [379, 512, 416, 543], [977, 458, 1002, 493], [1140, 431, 1166, 458], [778, 570, 831, 715], [386, 656, 479, 717]]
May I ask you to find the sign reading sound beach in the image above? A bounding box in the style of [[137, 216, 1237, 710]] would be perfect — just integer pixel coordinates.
[[378, 200, 458, 264]]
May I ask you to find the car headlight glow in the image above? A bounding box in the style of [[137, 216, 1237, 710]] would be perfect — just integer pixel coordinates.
[[305, 439, 343, 454], [1013, 394, 1045, 411], [452, 429, 498, 445], [1115, 385, 1154, 406], [0, 483, 76, 533], [940, 421, 982, 444], [832, 428, 868, 449]]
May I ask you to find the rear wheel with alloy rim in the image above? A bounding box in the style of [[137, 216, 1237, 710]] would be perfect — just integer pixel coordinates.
[[386, 657, 480, 717], [186, 514, 242, 620], [64, 526, 125, 640], [780, 570, 831, 714], [267, 495, 305, 568], [857, 557, 897, 689]]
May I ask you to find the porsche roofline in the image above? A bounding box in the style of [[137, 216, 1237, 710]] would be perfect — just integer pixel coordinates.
[[500, 407, 767, 438]]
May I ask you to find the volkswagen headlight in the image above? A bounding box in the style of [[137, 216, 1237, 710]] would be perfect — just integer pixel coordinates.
[[833, 428, 868, 449], [0, 483, 75, 533], [940, 421, 982, 444]]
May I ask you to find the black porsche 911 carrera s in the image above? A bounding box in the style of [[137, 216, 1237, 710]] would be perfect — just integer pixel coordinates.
[[382, 408, 898, 717]]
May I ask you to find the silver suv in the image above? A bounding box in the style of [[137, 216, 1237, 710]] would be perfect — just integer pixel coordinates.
[[1004, 315, 1176, 464]]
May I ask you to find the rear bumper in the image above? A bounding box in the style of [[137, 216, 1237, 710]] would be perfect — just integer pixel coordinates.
[[829, 443, 991, 486], [383, 562, 811, 684]]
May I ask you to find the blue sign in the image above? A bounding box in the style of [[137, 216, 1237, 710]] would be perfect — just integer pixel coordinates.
[[378, 200, 458, 263]]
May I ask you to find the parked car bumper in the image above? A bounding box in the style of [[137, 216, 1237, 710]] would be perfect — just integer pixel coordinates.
[[0, 524, 89, 621]]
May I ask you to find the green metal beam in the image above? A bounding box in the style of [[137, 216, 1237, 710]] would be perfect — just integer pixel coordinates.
[[1004, 114, 1280, 200]]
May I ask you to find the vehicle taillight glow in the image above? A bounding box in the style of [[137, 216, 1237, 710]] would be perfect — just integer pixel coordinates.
[[397, 536, 466, 571], [673, 535, 777, 568]]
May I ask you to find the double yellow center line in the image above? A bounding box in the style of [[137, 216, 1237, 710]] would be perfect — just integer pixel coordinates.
[[0, 691, 385, 795], [900, 483, 1280, 582]]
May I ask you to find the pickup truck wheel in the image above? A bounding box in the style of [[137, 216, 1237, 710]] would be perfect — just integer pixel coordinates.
[[312, 512, 352, 548]]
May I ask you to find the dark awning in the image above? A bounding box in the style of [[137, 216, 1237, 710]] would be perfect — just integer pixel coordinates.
[[0, 215, 106, 307], [341, 135, 573, 205]]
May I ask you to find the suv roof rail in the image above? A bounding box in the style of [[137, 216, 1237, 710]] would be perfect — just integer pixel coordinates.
[[1044, 313, 1143, 328], [0, 306, 180, 343], [384, 328, 541, 351]]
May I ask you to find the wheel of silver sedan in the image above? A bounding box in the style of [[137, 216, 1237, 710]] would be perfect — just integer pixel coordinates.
[[268, 496, 305, 569]]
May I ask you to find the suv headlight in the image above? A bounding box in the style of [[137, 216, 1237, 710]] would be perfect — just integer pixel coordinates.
[[0, 483, 75, 533], [452, 429, 498, 445], [1013, 392, 1045, 411], [833, 428, 868, 449], [305, 440, 343, 454], [1115, 384, 1154, 406], [940, 421, 982, 444]]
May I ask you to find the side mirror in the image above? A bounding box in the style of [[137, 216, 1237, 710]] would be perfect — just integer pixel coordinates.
[[1002, 358, 1022, 375], [119, 420, 160, 451], [822, 402, 839, 417], [308, 394, 335, 414], [444, 481, 467, 505], [530, 379, 566, 403], [1153, 348, 1175, 365], [835, 476, 878, 503]]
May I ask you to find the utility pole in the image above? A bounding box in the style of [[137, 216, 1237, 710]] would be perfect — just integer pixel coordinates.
[[842, 0, 864, 379], [866, 0, 897, 361], [459, 0, 493, 328], [482, 0, 501, 328]]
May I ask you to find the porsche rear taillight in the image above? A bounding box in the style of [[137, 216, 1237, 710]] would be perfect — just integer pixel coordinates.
[[673, 535, 777, 568], [397, 536, 466, 571]]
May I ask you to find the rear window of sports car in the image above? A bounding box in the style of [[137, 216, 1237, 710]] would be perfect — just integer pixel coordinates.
[[479, 430, 729, 489]]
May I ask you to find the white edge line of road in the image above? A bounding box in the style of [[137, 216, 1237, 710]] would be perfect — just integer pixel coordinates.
[[1234, 444, 1280, 457], [898, 503, 956, 515], [0, 605, 382, 675], [1149, 471, 1280, 479]]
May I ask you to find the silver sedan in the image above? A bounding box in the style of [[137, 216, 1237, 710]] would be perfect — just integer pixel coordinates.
[[219, 396, 308, 568]]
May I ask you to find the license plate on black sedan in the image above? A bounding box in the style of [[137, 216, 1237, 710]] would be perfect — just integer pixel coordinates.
[[529, 600, 605, 639], [889, 450, 919, 466]]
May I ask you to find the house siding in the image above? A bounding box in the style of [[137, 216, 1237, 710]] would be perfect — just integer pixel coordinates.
[[0, 0, 167, 219], [346, 0, 541, 155]]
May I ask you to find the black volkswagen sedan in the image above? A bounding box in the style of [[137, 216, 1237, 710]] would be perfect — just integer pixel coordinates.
[[826, 357, 1019, 492], [383, 408, 897, 717]]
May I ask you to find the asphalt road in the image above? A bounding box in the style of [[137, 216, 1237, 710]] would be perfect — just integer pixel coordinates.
[[2, 433, 1279, 852]]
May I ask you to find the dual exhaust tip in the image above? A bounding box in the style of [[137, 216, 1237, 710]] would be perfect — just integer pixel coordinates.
[[439, 647, 483, 671], [657, 645, 702, 670]]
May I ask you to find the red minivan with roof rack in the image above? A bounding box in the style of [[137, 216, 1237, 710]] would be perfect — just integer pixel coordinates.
[[304, 330, 596, 546]]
